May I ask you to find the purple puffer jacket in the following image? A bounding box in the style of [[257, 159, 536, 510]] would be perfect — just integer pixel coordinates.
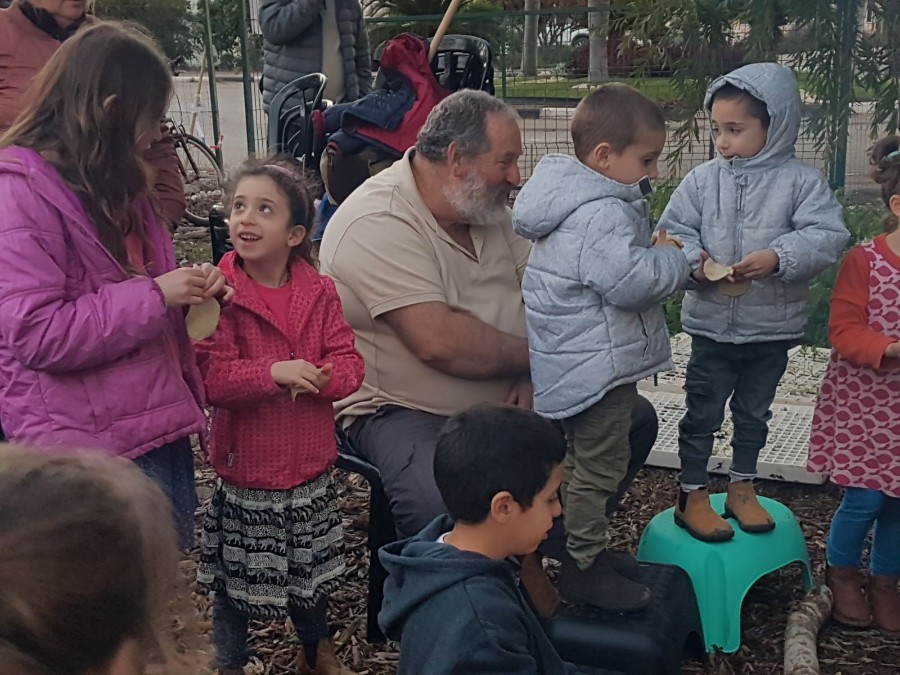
[[0, 146, 206, 458]]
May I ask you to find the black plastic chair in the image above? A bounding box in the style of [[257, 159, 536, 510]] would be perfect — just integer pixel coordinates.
[[373, 34, 495, 94], [429, 34, 494, 94], [267, 73, 327, 169], [208, 203, 231, 266], [335, 428, 396, 642]]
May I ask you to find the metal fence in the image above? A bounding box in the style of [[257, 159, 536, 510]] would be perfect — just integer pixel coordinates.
[[133, 3, 891, 203]]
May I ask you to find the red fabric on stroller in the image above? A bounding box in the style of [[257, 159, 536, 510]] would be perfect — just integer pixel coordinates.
[[344, 33, 450, 156]]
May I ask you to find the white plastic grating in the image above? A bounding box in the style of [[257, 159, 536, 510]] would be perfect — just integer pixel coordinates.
[[640, 334, 832, 485]]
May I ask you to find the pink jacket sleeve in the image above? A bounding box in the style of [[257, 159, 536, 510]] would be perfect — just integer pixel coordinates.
[[314, 278, 366, 402], [194, 308, 284, 407], [0, 188, 171, 373], [144, 124, 187, 232]]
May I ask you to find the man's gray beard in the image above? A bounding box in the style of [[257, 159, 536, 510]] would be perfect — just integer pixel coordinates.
[[443, 171, 509, 227]]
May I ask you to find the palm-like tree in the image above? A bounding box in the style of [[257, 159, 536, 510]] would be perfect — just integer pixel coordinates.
[[623, 0, 897, 189]]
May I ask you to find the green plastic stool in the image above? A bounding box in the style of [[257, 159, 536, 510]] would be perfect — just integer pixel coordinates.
[[637, 494, 813, 653]]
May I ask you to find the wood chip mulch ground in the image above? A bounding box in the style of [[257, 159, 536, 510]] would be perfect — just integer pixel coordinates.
[[175, 229, 899, 675]]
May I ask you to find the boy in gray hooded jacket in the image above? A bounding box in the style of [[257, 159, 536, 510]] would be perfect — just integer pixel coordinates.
[[656, 63, 849, 543], [512, 84, 690, 612]]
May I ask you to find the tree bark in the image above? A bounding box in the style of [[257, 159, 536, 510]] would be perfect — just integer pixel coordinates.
[[784, 585, 832, 675], [522, 0, 540, 77], [587, 0, 609, 83]]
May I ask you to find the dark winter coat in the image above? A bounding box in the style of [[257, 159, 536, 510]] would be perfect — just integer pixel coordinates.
[[379, 516, 622, 675], [259, 0, 372, 110]]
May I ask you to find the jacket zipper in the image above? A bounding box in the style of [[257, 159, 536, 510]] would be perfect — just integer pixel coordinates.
[[729, 177, 746, 333]]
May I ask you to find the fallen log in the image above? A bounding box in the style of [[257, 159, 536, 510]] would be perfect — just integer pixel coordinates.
[[784, 584, 833, 675]]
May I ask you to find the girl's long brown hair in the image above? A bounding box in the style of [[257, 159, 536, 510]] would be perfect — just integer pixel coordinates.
[[0, 22, 172, 269], [0, 447, 203, 674]]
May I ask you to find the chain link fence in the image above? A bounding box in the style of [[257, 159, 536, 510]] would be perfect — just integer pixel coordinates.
[[91, 1, 893, 203]]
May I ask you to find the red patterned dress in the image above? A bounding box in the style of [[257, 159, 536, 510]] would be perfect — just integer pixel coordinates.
[[807, 234, 900, 498]]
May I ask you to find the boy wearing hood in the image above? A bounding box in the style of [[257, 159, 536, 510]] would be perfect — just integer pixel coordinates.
[[511, 83, 690, 612], [378, 404, 623, 675], [656, 63, 849, 543]]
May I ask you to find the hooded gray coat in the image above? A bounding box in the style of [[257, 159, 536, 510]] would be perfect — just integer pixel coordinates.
[[656, 63, 849, 344], [513, 156, 690, 419], [259, 0, 372, 110]]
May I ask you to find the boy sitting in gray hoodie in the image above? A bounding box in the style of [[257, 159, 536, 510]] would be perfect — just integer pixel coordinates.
[[656, 63, 849, 543], [512, 84, 690, 612]]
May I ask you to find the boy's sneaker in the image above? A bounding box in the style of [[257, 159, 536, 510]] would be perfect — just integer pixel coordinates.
[[559, 551, 652, 612], [674, 488, 734, 542], [723, 481, 775, 533]]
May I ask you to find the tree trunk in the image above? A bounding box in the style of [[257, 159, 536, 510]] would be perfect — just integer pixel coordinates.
[[522, 0, 540, 77], [784, 585, 832, 675], [587, 0, 609, 83]]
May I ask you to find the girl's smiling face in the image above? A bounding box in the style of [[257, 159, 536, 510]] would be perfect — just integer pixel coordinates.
[[228, 175, 305, 265]]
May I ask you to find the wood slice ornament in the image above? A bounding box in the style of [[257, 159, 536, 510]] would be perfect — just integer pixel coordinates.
[[185, 297, 221, 340], [703, 258, 750, 297]]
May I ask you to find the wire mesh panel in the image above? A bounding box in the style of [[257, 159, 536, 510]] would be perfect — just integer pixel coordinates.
[[640, 335, 831, 485]]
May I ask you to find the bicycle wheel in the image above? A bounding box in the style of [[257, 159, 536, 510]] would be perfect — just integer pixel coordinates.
[[176, 134, 226, 227]]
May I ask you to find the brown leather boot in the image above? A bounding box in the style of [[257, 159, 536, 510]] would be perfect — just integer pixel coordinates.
[[674, 488, 734, 542], [302, 639, 357, 675], [870, 574, 900, 634], [518, 552, 560, 618], [723, 481, 775, 533], [826, 565, 871, 628]]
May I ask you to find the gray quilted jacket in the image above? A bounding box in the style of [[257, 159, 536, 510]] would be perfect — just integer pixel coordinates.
[[259, 0, 372, 110], [656, 62, 849, 344], [513, 155, 690, 419]]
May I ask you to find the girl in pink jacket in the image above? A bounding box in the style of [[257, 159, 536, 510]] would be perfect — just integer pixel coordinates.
[[0, 23, 229, 548]]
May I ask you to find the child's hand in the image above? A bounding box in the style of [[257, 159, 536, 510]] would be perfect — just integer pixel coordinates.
[[884, 342, 900, 359], [156, 267, 207, 307], [652, 229, 683, 249], [316, 363, 333, 389], [691, 250, 711, 283], [271, 359, 330, 394], [732, 249, 779, 281], [195, 263, 234, 302]]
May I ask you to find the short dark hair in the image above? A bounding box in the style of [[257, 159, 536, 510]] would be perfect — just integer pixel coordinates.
[[434, 404, 566, 524], [571, 83, 665, 161], [710, 83, 771, 129]]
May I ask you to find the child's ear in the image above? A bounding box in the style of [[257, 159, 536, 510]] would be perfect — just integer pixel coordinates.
[[591, 142, 613, 170], [890, 194, 900, 219], [288, 225, 307, 247], [489, 491, 517, 524]]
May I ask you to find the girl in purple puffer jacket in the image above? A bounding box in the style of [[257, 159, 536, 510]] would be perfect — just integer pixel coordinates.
[[0, 23, 231, 548]]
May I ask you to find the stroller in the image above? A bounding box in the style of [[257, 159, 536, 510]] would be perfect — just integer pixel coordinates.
[[210, 32, 495, 262]]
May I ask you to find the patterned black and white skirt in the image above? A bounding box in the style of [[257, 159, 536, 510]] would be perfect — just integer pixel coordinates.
[[197, 472, 345, 619]]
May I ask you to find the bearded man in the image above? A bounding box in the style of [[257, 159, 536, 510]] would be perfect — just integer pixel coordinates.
[[320, 91, 659, 549]]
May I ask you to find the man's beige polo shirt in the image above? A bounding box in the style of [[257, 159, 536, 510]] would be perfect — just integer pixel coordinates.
[[319, 149, 531, 421]]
